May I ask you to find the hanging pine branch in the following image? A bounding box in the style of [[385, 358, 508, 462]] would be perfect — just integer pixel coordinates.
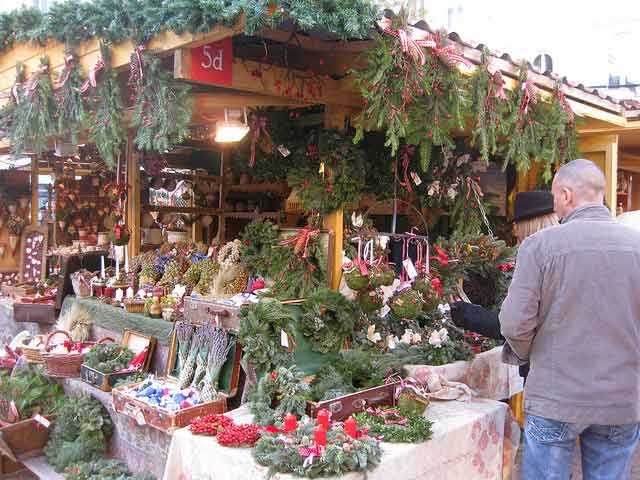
[[9, 57, 57, 155], [537, 83, 579, 181], [469, 48, 510, 163], [501, 62, 544, 175], [55, 51, 86, 144], [130, 48, 192, 153], [87, 43, 125, 169], [354, 15, 469, 173], [0, 63, 25, 140]]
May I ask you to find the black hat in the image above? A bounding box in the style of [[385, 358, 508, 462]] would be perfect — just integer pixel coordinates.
[[514, 191, 554, 222]]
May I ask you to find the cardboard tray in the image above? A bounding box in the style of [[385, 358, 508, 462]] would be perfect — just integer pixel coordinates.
[[112, 336, 242, 434], [307, 382, 400, 422], [81, 330, 157, 392]]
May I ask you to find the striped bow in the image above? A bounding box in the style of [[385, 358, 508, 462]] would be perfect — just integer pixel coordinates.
[[519, 80, 538, 115], [81, 56, 105, 93], [557, 89, 574, 124]]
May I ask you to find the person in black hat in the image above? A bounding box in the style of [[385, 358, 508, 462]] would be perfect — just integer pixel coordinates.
[[450, 191, 558, 376]]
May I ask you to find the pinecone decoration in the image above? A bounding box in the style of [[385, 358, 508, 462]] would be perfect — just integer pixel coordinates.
[[159, 259, 181, 288], [195, 259, 219, 295]]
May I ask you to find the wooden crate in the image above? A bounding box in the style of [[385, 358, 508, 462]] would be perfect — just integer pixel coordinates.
[[112, 339, 242, 434], [80, 330, 157, 392], [0, 416, 54, 465], [307, 382, 400, 422]]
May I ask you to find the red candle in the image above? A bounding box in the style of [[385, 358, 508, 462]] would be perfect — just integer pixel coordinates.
[[314, 424, 327, 446], [344, 416, 357, 438], [316, 409, 330, 429], [284, 413, 297, 433]]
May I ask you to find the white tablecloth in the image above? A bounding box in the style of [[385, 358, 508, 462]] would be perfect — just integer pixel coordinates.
[[163, 398, 520, 480], [404, 346, 524, 400]]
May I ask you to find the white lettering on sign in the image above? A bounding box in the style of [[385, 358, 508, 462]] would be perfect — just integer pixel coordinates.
[[201, 45, 224, 71]]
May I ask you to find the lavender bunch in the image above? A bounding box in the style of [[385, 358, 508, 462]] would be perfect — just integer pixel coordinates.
[[178, 325, 207, 389], [200, 328, 234, 401], [191, 324, 214, 388], [174, 322, 194, 375]]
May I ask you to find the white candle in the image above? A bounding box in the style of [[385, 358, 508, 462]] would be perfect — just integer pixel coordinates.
[[126, 287, 134, 299], [115, 255, 120, 277], [101, 256, 106, 279], [115, 288, 124, 302], [124, 247, 129, 274]]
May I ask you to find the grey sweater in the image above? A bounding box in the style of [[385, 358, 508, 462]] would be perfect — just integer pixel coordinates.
[[500, 204, 640, 424]]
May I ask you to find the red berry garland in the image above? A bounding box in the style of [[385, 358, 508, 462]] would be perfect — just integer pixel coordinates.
[[189, 414, 234, 436], [189, 414, 263, 447]]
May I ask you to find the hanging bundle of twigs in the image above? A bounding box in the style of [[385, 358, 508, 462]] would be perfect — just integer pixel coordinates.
[[200, 328, 234, 402]]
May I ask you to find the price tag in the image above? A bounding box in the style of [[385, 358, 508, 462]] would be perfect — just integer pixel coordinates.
[[380, 305, 391, 317], [277, 145, 291, 157], [135, 409, 147, 426], [280, 329, 289, 348], [410, 171, 422, 186], [34, 414, 50, 428], [207, 246, 215, 257], [403, 258, 418, 280]]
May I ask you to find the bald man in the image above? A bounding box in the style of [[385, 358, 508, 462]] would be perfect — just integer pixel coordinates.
[[500, 159, 640, 480]]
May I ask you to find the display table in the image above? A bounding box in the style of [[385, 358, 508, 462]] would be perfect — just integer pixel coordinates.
[[163, 399, 520, 480], [404, 346, 524, 401], [60, 296, 174, 345]]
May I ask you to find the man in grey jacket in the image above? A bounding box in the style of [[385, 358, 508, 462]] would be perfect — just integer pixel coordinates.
[[500, 159, 640, 479]]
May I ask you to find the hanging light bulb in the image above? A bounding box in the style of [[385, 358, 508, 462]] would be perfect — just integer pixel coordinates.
[[215, 108, 250, 143]]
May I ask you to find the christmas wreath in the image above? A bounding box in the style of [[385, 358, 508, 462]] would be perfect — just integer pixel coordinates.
[[253, 418, 382, 478], [299, 288, 359, 353], [248, 366, 310, 426], [239, 219, 280, 277], [287, 130, 366, 215], [83, 343, 135, 374], [238, 299, 296, 377]]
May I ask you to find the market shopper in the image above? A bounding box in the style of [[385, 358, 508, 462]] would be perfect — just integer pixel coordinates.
[[500, 159, 640, 480], [450, 190, 558, 378]]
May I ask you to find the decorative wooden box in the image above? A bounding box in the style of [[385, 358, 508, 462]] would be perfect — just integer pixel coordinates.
[[81, 330, 157, 392], [183, 297, 244, 331], [112, 326, 242, 434], [307, 382, 401, 422], [13, 302, 56, 325]]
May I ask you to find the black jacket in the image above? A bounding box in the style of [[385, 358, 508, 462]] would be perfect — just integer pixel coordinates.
[[450, 301, 529, 378]]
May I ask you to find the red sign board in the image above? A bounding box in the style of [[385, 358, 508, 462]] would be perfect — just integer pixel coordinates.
[[190, 37, 233, 86]]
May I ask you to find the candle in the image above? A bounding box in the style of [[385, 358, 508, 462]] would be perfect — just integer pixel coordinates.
[[344, 416, 357, 438], [125, 247, 129, 274], [115, 288, 124, 303], [115, 255, 120, 278], [284, 414, 297, 433], [314, 424, 327, 447], [126, 287, 134, 299], [316, 409, 330, 429], [101, 256, 105, 279]]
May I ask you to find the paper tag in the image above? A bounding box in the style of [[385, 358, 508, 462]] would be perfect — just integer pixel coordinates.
[[280, 329, 289, 348], [133, 407, 146, 426], [380, 305, 391, 317], [410, 171, 422, 186], [403, 258, 418, 280], [277, 145, 291, 157], [207, 246, 215, 257], [318, 162, 325, 175], [33, 414, 50, 428]]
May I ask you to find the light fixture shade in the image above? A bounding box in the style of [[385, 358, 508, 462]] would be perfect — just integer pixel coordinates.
[[215, 108, 250, 143]]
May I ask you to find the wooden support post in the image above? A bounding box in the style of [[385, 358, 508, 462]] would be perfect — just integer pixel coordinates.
[[126, 136, 141, 257], [30, 156, 39, 224], [579, 134, 619, 214]]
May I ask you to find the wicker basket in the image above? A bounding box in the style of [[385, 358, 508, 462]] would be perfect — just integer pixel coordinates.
[[19, 335, 47, 364], [42, 331, 114, 378], [123, 299, 145, 314]]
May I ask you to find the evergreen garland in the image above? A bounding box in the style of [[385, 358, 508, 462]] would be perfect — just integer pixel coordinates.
[[44, 395, 114, 473], [470, 49, 509, 163], [248, 365, 310, 426], [299, 288, 358, 353], [238, 299, 296, 377], [0, 63, 25, 139], [239, 219, 280, 277], [55, 51, 86, 144], [0, 0, 375, 53], [287, 130, 366, 215], [83, 343, 135, 374], [88, 43, 125, 168], [353, 406, 433, 443], [131, 49, 192, 153], [254, 419, 382, 478], [10, 57, 57, 155]]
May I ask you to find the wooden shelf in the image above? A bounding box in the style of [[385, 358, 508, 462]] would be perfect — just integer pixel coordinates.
[[154, 172, 222, 183], [228, 182, 289, 194], [142, 205, 222, 215], [223, 211, 281, 220]]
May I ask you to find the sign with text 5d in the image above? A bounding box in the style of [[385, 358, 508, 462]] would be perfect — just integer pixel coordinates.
[[190, 37, 233, 86]]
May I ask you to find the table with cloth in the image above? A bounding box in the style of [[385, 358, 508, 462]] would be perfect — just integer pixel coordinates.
[[404, 346, 524, 401], [163, 398, 521, 480]]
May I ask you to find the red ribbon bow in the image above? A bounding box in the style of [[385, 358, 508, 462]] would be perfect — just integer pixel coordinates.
[[299, 444, 324, 467], [81, 56, 105, 93], [430, 277, 443, 296], [430, 245, 449, 266], [249, 115, 271, 168], [343, 258, 370, 276], [279, 226, 320, 258], [379, 17, 435, 66], [25, 63, 49, 99]]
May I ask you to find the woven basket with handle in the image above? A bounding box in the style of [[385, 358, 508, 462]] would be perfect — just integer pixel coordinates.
[[42, 330, 114, 378], [19, 335, 47, 364]]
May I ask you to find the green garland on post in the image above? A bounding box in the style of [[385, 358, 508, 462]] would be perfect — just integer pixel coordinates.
[[131, 49, 192, 153], [55, 51, 86, 144], [10, 57, 57, 155], [88, 43, 125, 168], [299, 288, 358, 353]]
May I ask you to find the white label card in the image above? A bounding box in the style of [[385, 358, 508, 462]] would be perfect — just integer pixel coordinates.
[[280, 330, 289, 348], [410, 171, 422, 186], [380, 305, 391, 317], [135, 409, 146, 426], [403, 258, 418, 280], [277, 145, 291, 157], [34, 414, 50, 428]]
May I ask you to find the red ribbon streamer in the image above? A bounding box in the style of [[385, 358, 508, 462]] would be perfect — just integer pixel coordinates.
[[279, 225, 320, 258], [81, 56, 105, 93], [343, 258, 370, 276], [519, 80, 538, 116], [249, 115, 271, 168], [58, 54, 74, 89], [490, 69, 507, 101], [430, 245, 449, 267], [557, 89, 574, 125], [398, 145, 415, 193]]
